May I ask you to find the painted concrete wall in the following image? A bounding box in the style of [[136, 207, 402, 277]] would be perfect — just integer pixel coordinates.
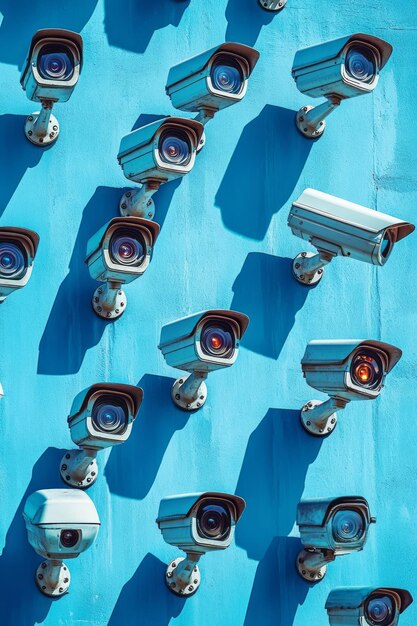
[[0, 1, 416, 624]]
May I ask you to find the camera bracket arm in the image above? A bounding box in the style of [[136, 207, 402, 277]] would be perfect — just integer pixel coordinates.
[[296, 96, 341, 139], [25, 98, 60, 147], [36, 558, 71, 597], [171, 371, 208, 411], [60, 447, 99, 489], [119, 180, 160, 220], [92, 280, 126, 321], [194, 108, 216, 152], [166, 552, 202, 596], [301, 396, 349, 437], [297, 549, 335, 582], [292, 250, 334, 286]]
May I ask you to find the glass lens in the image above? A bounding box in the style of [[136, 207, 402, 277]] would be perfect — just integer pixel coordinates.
[[200, 321, 235, 359], [380, 231, 393, 260], [365, 595, 395, 626], [210, 55, 244, 94], [38, 44, 75, 81], [0, 241, 27, 279], [110, 229, 146, 267], [197, 500, 231, 540], [351, 350, 384, 390], [60, 529, 80, 548], [345, 45, 377, 84], [158, 130, 191, 166], [332, 509, 365, 543], [92, 395, 128, 433]]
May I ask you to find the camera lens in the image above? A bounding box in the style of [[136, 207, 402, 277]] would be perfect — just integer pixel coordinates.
[[365, 595, 395, 626], [38, 44, 75, 81], [92, 395, 128, 434], [332, 509, 365, 543], [351, 350, 384, 390], [110, 229, 146, 267], [0, 241, 27, 279], [60, 529, 80, 548], [210, 55, 244, 94], [200, 322, 235, 359], [158, 130, 191, 166], [380, 231, 393, 260], [197, 500, 231, 540], [345, 45, 377, 84]]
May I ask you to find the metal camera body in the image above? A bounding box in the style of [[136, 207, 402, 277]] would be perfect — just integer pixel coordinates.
[[296, 496, 375, 582], [158, 309, 249, 411], [292, 33, 393, 138], [326, 587, 413, 625], [85, 216, 160, 320], [288, 189, 414, 286], [0, 227, 40, 303], [23, 489, 100, 597], [300, 339, 402, 436], [156, 491, 245, 596]]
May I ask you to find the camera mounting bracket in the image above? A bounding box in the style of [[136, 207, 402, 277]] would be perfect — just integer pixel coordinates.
[[119, 180, 160, 220], [25, 100, 59, 146], [36, 560, 71, 597], [92, 283, 126, 320], [172, 372, 208, 411], [296, 549, 333, 582], [166, 556, 201, 597], [301, 397, 348, 437], [296, 98, 341, 139], [258, 0, 288, 11], [60, 449, 98, 489]]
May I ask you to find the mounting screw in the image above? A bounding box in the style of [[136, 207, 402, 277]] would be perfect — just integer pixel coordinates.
[[65, 453, 70, 459], [121, 203, 127, 210], [188, 586, 194, 592], [98, 288, 103, 295], [59, 587, 64, 593], [38, 574, 43, 580], [175, 393, 180, 400], [171, 562, 177, 568], [28, 115, 33, 121], [167, 571, 173, 578], [126, 191, 131, 198], [91, 471, 96, 477], [61, 464, 67, 471], [66, 475, 70, 480], [64, 578, 69, 583], [53, 125, 58, 131]]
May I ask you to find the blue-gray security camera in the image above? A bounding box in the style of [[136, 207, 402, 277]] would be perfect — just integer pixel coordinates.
[[296, 496, 375, 582], [85, 216, 160, 320], [258, 0, 287, 10], [326, 587, 413, 625], [288, 189, 414, 286], [0, 227, 40, 303], [292, 33, 393, 139], [117, 117, 204, 219], [157, 491, 245, 596], [20, 29, 83, 146], [60, 383, 143, 488], [300, 339, 402, 436], [23, 489, 100, 597], [158, 309, 249, 411]]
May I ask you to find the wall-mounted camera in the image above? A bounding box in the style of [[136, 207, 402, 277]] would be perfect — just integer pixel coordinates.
[[20, 29, 83, 146], [258, 0, 288, 11], [300, 339, 402, 436], [288, 189, 414, 286], [326, 587, 413, 625], [60, 383, 143, 488], [23, 489, 100, 597], [117, 117, 203, 219], [292, 33, 392, 138], [157, 491, 245, 596], [0, 227, 40, 303], [296, 496, 375, 582], [158, 309, 249, 411]]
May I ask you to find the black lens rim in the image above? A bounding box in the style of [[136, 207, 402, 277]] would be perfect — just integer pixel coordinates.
[[200, 321, 235, 359], [380, 230, 393, 261], [331, 507, 366, 544], [91, 394, 129, 434], [196, 500, 232, 541], [350, 349, 384, 390], [210, 54, 245, 95], [345, 44, 377, 84], [109, 228, 146, 267], [365, 594, 396, 626], [37, 44, 75, 81], [0, 240, 28, 279], [60, 528, 81, 548], [158, 129, 192, 166]]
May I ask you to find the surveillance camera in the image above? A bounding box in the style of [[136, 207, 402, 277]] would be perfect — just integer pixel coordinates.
[[288, 189, 414, 286], [60, 383, 144, 488], [326, 587, 413, 625], [158, 309, 249, 411], [20, 29, 83, 146], [292, 33, 393, 138], [117, 116, 204, 219], [156, 491, 245, 596], [258, 0, 288, 11], [296, 496, 375, 582], [85, 216, 160, 320], [300, 339, 402, 436], [0, 227, 40, 303], [23, 489, 100, 597]]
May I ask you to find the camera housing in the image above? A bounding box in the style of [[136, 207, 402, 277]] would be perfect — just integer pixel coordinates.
[[326, 587, 413, 625], [0, 227, 40, 303], [288, 189, 414, 286], [156, 491, 245, 596], [258, 0, 288, 10], [23, 489, 100, 597], [85, 216, 160, 320], [158, 309, 249, 411], [296, 496, 375, 582], [20, 29, 83, 146], [292, 33, 393, 138], [300, 339, 402, 436], [60, 383, 143, 488]]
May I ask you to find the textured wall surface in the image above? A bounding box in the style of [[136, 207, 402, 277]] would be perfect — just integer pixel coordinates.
[[0, 1, 416, 625]]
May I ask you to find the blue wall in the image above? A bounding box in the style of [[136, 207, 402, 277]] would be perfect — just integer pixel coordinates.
[[0, 1, 416, 624]]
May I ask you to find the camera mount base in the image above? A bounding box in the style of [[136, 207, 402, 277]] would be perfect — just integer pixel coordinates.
[[165, 558, 201, 597], [60, 449, 98, 489], [92, 286, 126, 320], [258, 0, 288, 10], [296, 106, 326, 139], [292, 252, 324, 286], [25, 111, 60, 146], [36, 560, 70, 597], [296, 550, 327, 582], [171, 376, 208, 411], [119, 191, 155, 220], [301, 400, 337, 437]]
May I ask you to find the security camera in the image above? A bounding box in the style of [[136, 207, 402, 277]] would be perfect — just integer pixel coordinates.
[[117, 116, 204, 219], [300, 339, 402, 436], [288, 189, 414, 286], [156, 491, 245, 596], [326, 587, 413, 625], [20, 29, 83, 146], [258, 0, 288, 11], [296, 496, 375, 582], [166, 43, 259, 150], [158, 309, 249, 411], [0, 227, 40, 303], [23, 489, 100, 597], [60, 383, 144, 488], [292, 33, 393, 138], [85, 216, 160, 320]]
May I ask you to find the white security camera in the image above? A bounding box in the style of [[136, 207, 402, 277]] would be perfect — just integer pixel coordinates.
[[288, 189, 414, 286], [300, 339, 402, 436], [156, 491, 245, 596], [326, 587, 413, 625], [23, 489, 100, 597], [0, 227, 40, 303], [158, 309, 249, 411], [20, 29, 83, 146], [60, 383, 144, 488], [296, 496, 375, 582], [117, 116, 204, 219], [258, 0, 288, 11], [292, 33, 393, 138], [85, 216, 160, 320], [166, 43, 259, 150]]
